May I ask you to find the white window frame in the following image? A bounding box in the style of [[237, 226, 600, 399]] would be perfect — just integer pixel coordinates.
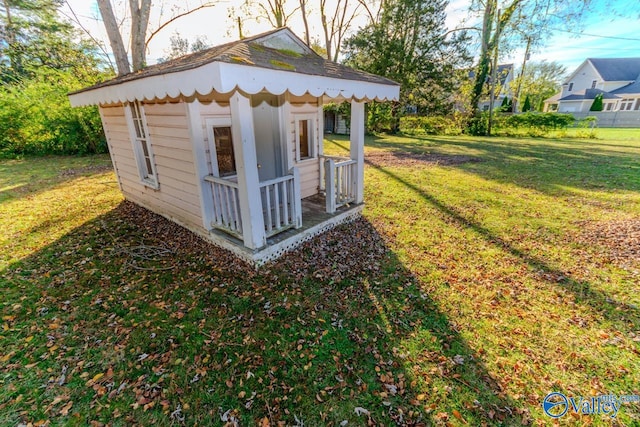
[[620, 98, 634, 111], [124, 101, 158, 189], [205, 117, 237, 179], [591, 80, 597, 89], [294, 114, 317, 162], [568, 82, 574, 92]]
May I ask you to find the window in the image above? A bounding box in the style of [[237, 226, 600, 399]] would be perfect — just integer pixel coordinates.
[[635, 99, 640, 111], [295, 115, 316, 161], [605, 102, 613, 111], [620, 98, 635, 111], [568, 82, 574, 91], [206, 118, 237, 178], [591, 80, 597, 89], [213, 126, 236, 177], [125, 101, 158, 188]]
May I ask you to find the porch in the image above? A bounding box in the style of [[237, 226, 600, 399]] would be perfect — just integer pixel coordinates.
[[208, 192, 363, 264], [202, 152, 362, 265], [190, 90, 367, 265]]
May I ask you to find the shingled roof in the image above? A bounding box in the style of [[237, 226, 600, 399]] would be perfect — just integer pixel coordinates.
[[69, 28, 399, 106], [560, 88, 621, 101], [589, 58, 640, 82], [611, 79, 640, 95]]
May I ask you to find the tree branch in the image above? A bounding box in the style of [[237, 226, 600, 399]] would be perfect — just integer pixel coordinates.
[[61, 1, 116, 73], [145, 3, 218, 49]]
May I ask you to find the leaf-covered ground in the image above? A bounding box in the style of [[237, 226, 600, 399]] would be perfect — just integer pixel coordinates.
[[1, 130, 639, 426]]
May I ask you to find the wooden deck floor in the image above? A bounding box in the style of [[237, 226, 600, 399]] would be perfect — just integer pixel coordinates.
[[266, 193, 359, 245], [210, 193, 361, 250]]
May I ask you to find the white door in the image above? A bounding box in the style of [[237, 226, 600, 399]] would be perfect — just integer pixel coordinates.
[[252, 94, 284, 182]]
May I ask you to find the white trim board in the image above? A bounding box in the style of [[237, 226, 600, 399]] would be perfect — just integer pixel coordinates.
[[69, 61, 399, 107]]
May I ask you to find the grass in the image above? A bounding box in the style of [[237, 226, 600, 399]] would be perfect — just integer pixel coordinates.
[[1, 130, 639, 426]]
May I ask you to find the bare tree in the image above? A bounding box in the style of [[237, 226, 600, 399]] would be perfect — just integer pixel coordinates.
[[96, 0, 131, 74], [89, 1, 218, 75], [129, 0, 151, 72], [320, 0, 361, 61], [257, 0, 300, 28], [299, 0, 311, 45]]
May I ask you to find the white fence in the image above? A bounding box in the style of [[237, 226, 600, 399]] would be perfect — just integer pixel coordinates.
[[572, 111, 640, 128], [204, 175, 243, 239], [322, 156, 357, 214], [260, 169, 301, 237], [206, 168, 302, 240]]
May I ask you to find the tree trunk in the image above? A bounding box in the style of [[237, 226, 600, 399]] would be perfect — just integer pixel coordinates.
[[513, 36, 532, 113], [96, 0, 130, 75], [2, 0, 20, 73], [299, 0, 311, 46], [130, 0, 151, 72], [320, 5, 332, 61], [471, 0, 494, 113], [470, 0, 522, 114]]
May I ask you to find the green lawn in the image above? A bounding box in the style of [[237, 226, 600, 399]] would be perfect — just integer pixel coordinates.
[[1, 130, 639, 426]]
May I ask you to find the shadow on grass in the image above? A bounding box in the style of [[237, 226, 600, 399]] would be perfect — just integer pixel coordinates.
[[1, 201, 527, 425], [326, 133, 640, 195], [365, 160, 639, 333]]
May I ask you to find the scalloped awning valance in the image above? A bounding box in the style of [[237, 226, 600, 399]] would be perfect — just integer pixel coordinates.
[[69, 61, 399, 107]]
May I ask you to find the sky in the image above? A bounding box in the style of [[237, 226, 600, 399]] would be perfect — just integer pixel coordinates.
[[61, 0, 640, 78]]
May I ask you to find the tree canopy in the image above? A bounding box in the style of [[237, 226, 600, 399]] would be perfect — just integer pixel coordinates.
[[0, 0, 107, 156], [510, 60, 566, 111], [468, 0, 591, 114], [343, 0, 471, 119], [1, 0, 101, 83]]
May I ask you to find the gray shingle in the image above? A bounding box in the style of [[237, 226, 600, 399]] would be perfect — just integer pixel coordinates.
[[589, 58, 640, 81], [72, 28, 398, 95], [559, 88, 620, 101], [611, 79, 640, 95]]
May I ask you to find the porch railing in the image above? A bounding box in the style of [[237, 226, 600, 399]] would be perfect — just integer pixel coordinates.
[[260, 168, 302, 237], [322, 156, 357, 214], [204, 175, 243, 239]]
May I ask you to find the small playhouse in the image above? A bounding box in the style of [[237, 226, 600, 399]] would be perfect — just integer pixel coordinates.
[[69, 28, 399, 265]]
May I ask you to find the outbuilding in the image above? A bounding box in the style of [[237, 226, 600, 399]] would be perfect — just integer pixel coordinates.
[[69, 27, 399, 265]]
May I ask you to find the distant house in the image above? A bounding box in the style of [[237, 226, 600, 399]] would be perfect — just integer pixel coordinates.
[[323, 110, 350, 134], [68, 28, 399, 265], [544, 58, 640, 113], [474, 64, 514, 111]]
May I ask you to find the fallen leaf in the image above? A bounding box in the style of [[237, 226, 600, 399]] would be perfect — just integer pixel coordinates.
[[59, 401, 73, 416], [452, 409, 467, 424], [354, 407, 370, 416]]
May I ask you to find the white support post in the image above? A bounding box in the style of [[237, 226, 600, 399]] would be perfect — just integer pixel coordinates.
[[186, 100, 215, 230], [230, 91, 266, 249], [317, 98, 325, 157], [350, 100, 365, 204], [292, 166, 303, 228], [325, 158, 336, 214]]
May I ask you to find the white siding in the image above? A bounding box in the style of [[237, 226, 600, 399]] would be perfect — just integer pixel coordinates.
[[100, 102, 204, 231], [199, 101, 232, 175], [563, 62, 601, 98]]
